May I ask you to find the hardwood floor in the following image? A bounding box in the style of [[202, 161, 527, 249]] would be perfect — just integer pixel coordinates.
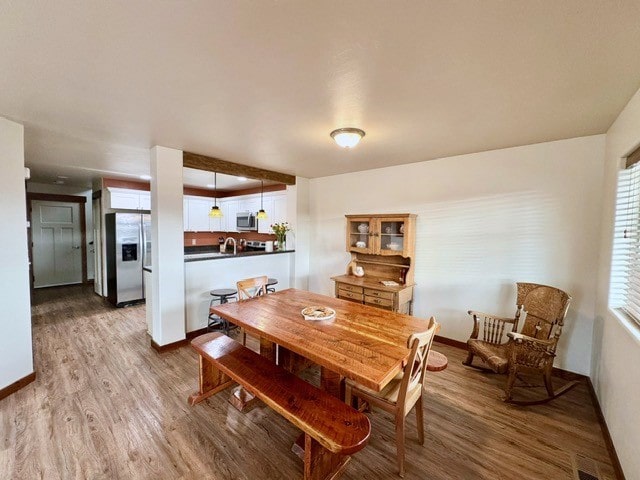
[[0, 285, 617, 479]]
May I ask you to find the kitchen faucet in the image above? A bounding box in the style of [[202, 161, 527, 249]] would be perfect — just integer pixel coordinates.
[[224, 237, 237, 255]]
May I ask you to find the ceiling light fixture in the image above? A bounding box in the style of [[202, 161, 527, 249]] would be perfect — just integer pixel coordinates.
[[256, 180, 268, 220], [330, 127, 365, 148], [237, 176, 248, 182], [209, 172, 223, 218]]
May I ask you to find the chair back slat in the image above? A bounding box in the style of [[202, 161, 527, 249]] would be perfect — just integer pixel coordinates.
[[399, 317, 438, 406], [237, 276, 268, 300]]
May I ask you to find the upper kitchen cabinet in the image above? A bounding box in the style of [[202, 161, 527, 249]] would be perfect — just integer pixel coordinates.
[[256, 192, 287, 233], [221, 199, 239, 232], [346, 214, 416, 257], [107, 187, 150, 211], [184, 195, 224, 232]]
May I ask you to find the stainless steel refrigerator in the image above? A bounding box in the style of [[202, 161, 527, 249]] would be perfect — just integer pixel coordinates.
[[105, 212, 151, 307]]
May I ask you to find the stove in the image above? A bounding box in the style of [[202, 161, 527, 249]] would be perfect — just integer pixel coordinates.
[[244, 241, 266, 251]]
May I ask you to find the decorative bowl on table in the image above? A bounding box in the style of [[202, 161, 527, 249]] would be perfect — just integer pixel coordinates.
[[301, 306, 336, 321]]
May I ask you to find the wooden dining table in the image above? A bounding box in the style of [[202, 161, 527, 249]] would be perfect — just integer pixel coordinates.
[[208, 288, 434, 401]]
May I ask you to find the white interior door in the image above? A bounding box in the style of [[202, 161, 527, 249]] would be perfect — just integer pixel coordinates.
[[32, 200, 82, 288]]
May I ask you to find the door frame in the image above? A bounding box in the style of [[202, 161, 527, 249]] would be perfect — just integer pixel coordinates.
[[27, 193, 88, 288]]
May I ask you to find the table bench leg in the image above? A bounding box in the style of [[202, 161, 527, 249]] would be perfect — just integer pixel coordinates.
[[188, 354, 235, 406], [303, 433, 350, 480]]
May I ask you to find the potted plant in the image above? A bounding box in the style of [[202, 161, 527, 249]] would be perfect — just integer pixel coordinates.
[[271, 222, 291, 251]]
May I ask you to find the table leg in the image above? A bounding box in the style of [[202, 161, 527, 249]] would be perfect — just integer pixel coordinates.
[[320, 366, 345, 400], [279, 346, 314, 374], [259, 337, 277, 363]]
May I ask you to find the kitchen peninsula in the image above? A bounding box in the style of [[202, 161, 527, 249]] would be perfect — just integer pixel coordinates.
[[144, 244, 294, 337], [185, 246, 294, 333]]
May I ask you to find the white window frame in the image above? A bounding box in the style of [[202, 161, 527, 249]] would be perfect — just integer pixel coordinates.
[[610, 152, 640, 327]]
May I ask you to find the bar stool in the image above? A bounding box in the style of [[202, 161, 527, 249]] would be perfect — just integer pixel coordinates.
[[208, 288, 237, 333], [266, 277, 278, 293]]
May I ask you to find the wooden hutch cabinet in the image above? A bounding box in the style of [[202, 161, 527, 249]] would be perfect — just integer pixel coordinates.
[[332, 214, 416, 314]]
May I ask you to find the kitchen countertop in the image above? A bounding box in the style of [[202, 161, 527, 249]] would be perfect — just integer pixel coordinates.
[[184, 249, 294, 263], [143, 249, 295, 271]]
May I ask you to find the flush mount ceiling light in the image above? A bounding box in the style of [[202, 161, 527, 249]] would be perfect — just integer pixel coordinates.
[[256, 180, 268, 220], [209, 172, 223, 218], [237, 176, 248, 182], [330, 127, 365, 148]]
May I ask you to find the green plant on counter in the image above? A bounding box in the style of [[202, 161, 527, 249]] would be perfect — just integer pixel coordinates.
[[271, 222, 291, 251]]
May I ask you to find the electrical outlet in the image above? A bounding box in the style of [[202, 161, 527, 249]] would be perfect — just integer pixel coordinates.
[[191, 239, 196, 245]]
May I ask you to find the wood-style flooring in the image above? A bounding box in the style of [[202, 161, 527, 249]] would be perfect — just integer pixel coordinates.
[[0, 285, 617, 479]]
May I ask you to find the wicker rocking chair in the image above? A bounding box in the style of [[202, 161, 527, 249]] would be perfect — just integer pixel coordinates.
[[463, 282, 577, 405]]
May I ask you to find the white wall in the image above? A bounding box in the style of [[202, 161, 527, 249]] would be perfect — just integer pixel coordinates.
[[26, 182, 94, 280], [309, 135, 606, 375], [593, 86, 640, 480], [0, 117, 33, 389]]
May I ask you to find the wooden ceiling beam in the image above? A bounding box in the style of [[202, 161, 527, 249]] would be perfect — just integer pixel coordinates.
[[183, 152, 296, 185]]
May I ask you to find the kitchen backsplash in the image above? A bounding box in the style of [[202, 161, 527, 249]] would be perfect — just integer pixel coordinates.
[[184, 231, 276, 246]]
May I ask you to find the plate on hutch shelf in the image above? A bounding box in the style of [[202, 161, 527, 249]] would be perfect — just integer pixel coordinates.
[[301, 306, 336, 321]]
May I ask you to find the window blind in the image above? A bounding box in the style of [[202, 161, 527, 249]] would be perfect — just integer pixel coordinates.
[[610, 152, 640, 325]]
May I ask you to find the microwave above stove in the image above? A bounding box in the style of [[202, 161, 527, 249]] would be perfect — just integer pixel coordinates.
[[236, 211, 257, 231]]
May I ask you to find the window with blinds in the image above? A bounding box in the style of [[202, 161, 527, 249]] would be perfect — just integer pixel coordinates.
[[609, 145, 640, 325]]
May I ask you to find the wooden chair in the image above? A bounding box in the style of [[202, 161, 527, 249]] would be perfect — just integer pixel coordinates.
[[464, 282, 577, 405], [235, 276, 268, 344], [345, 316, 438, 477]]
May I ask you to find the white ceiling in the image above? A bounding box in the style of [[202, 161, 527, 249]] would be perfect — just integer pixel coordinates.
[[3, 1, 640, 188]]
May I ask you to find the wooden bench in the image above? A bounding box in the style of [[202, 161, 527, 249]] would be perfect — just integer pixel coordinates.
[[188, 332, 371, 480]]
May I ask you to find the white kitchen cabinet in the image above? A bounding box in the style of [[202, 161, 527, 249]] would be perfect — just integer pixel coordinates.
[[239, 198, 260, 216], [209, 201, 224, 232], [272, 193, 287, 226], [108, 188, 150, 211], [138, 191, 151, 210], [183, 199, 189, 230], [222, 200, 238, 232], [257, 197, 275, 233], [184, 196, 214, 232]]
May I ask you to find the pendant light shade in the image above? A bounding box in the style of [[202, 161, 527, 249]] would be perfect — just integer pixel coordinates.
[[256, 180, 268, 220], [209, 205, 223, 218], [209, 172, 224, 218]]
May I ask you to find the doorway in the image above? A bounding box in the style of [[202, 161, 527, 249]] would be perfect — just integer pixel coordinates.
[[29, 194, 87, 288]]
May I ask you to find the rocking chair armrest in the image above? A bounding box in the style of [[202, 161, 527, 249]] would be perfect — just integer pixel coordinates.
[[467, 311, 517, 340], [507, 332, 553, 346], [507, 332, 556, 358], [467, 311, 517, 324]]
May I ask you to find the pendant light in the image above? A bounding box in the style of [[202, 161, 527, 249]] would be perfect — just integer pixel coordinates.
[[256, 180, 268, 220], [209, 172, 223, 218]]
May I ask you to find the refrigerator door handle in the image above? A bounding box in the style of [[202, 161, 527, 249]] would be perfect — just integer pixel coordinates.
[[140, 215, 146, 268]]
